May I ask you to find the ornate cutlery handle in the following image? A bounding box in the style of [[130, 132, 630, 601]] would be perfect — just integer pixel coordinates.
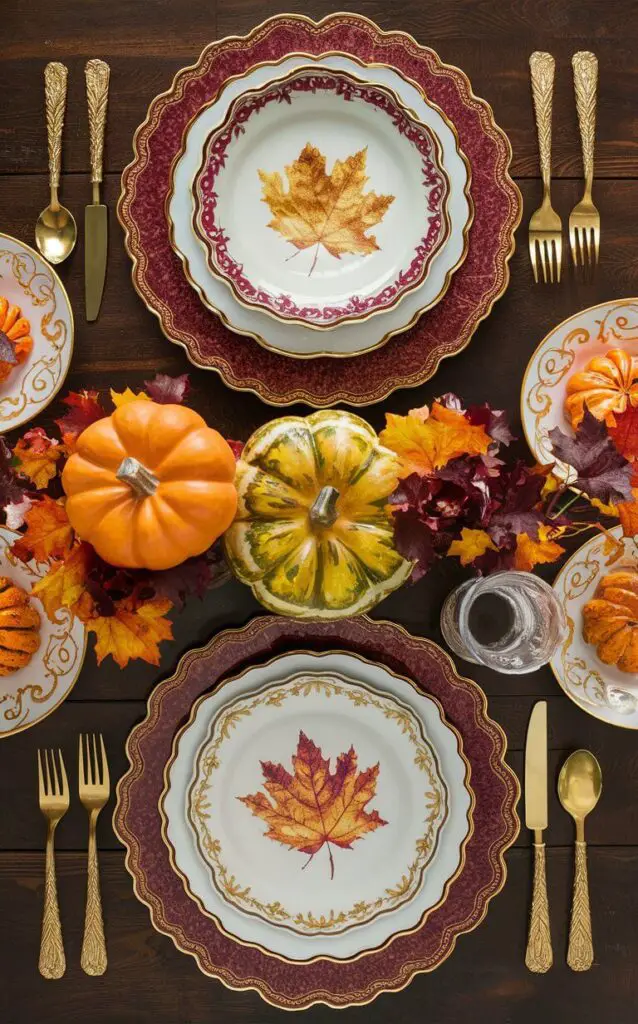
[[572, 51, 598, 193], [81, 812, 107, 975], [85, 59, 110, 187], [44, 62, 68, 199], [529, 51, 555, 195], [39, 823, 65, 979], [567, 840, 594, 971], [525, 839, 553, 972]]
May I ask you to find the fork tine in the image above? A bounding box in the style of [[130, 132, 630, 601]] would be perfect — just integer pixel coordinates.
[[49, 748, 60, 796], [37, 750, 46, 800], [529, 238, 539, 283], [92, 733, 100, 786], [99, 734, 109, 790], [537, 240, 547, 284], [594, 227, 600, 264], [544, 240, 553, 283], [58, 749, 69, 797], [44, 748, 52, 796], [78, 733, 85, 787], [569, 225, 578, 266], [85, 733, 93, 786], [554, 238, 562, 283]]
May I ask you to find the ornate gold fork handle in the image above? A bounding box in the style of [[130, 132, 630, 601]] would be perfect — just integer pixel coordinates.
[[85, 59, 110, 196], [525, 837, 553, 972], [44, 62, 67, 204], [39, 822, 65, 979], [572, 51, 598, 195], [529, 52, 556, 197], [81, 810, 107, 975], [568, 840, 594, 970]]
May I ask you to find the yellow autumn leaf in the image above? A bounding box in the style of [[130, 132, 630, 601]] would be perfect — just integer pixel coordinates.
[[259, 144, 394, 270], [31, 543, 93, 620], [110, 387, 151, 408], [11, 496, 73, 564], [380, 402, 491, 476], [89, 596, 173, 669], [448, 528, 497, 566], [591, 496, 619, 517], [13, 429, 63, 489], [514, 525, 565, 572]]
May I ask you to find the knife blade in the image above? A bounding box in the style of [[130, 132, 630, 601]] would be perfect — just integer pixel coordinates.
[[85, 202, 107, 321], [84, 59, 110, 321], [525, 700, 548, 831]]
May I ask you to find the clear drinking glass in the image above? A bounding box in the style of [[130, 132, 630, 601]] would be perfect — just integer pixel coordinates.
[[440, 570, 567, 674]]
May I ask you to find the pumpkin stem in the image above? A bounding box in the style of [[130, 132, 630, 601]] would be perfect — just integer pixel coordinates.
[[116, 457, 159, 498], [309, 485, 340, 528]]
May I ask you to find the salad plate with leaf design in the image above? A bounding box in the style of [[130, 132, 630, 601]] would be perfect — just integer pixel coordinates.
[[192, 67, 450, 331], [162, 651, 473, 961]]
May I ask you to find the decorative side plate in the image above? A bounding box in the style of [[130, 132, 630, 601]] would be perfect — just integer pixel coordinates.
[[193, 67, 450, 330], [0, 233, 74, 433], [551, 525, 638, 729], [521, 298, 638, 479], [114, 615, 519, 1009], [0, 527, 86, 738], [119, 12, 520, 404]]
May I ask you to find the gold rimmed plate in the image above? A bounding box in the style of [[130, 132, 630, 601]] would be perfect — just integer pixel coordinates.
[[192, 66, 451, 332]]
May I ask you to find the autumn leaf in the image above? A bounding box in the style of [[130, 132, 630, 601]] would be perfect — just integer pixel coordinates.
[[618, 495, 638, 538], [10, 496, 74, 564], [609, 405, 638, 462], [110, 387, 151, 408], [4, 495, 33, 530], [0, 438, 28, 508], [448, 528, 497, 566], [144, 372, 191, 404], [259, 144, 394, 273], [380, 403, 491, 477], [514, 525, 565, 571], [31, 542, 93, 620], [89, 596, 173, 668], [55, 390, 106, 449], [13, 428, 62, 489], [239, 730, 387, 879], [548, 409, 634, 504], [227, 439, 245, 461]]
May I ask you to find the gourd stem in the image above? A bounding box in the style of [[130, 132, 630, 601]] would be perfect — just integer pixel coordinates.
[[309, 485, 340, 528], [116, 456, 159, 498]]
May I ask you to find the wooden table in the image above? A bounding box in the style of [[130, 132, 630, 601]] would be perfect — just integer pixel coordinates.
[[1, 2, 637, 1021]]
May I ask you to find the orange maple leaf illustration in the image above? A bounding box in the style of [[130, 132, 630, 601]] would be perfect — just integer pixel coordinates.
[[238, 730, 387, 879], [259, 143, 394, 275]]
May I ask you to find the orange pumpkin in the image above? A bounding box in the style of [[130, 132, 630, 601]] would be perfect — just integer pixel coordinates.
[[582, 568, 638, 673], [62, 401, 237, 570], [565, 348, 638, 428], [0, 296, 34, 383], [0, 576, 41, 676]]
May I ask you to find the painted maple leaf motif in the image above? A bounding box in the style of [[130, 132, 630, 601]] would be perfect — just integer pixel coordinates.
[[258, 143, 394, 276], [238, 730, 387, 879]]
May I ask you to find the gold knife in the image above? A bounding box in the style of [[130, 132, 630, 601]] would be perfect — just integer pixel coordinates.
[[85, 59, 110, 321], [524, 700, 553, 972]]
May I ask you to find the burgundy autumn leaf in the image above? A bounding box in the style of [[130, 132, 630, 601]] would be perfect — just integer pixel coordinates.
[[146, 544, 231, 609], [466, 403, 516, 446], [144, 372, 191, 404], [55, 390, 106, 447], [473, 544, 517, 575], [548, 408, 634, 504], [0, 330, 18, 366], [391, 509, 439, 582], [0, 438, 27, 506], [227, 439, 245, 461]]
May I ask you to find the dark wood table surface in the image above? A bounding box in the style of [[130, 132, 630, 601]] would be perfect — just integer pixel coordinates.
[[1, 2, 637, 1021]]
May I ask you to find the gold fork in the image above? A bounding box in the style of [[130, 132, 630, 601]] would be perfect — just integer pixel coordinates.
[[79, 733, 110, 975], [37, 748, 69, 979], [570, 52, 600, 268], [529, 52, 562, 283]]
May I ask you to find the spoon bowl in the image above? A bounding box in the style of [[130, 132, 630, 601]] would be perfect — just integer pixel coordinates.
[[35, 202, 77, 265], [558, 749, 602, 827]]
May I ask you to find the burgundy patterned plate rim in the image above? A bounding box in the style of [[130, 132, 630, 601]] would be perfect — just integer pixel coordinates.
[[117, 12, 522, 407], [114, 615, 520, 1010]]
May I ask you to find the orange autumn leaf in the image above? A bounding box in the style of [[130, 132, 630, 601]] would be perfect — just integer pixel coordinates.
[[11, 496, 74, 564], [31, 542, 93, 620], [514, 525, 566, 572], [618, 496, 638, 538], [380, 402, 491, 476], [110, 387, 151, 408], [259, 144, 394, 267], [238, 730, 387, 879], [448, 528, 497, 566], [13, 428, 63, 488], [89, 595, 173, 669]]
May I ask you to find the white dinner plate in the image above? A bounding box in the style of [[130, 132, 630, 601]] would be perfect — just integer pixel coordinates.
[[169, 54, 471, 358], [162, 650, 473, 961]]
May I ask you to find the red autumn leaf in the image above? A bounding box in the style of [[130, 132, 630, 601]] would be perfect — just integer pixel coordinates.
[[143, 372, 191, 404], [227, 439, 245, 461], [609, 405, 638, 462], [55, 390, 106, 449]]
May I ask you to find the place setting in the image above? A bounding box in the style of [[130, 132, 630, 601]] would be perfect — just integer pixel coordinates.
[[3, 8, 635, 1016]]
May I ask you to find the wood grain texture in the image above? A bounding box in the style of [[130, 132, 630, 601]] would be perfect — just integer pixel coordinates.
[[1, 0, 637, 1019]]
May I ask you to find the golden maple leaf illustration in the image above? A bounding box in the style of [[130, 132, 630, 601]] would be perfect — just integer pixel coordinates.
[[238, 730, 387, 879], [258, 143, 394, 275]]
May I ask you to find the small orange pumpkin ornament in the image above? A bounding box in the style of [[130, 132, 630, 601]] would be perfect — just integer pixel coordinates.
[[565, 348, 638, 428], [62, 401, 237, 570], [0, 576, 41, 676], [582, 568, 638, 674]]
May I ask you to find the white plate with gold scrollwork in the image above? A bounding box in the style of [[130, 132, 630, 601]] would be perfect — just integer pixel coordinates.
[[521, 298, 638, 481], [163, 651, 472, 962], [551, 525, 638, 729], [0, 232, 74, 434], [0, 527, 86, 737]]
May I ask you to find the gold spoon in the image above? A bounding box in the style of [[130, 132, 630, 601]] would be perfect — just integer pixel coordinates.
[[558, 749, 602, 971], [35, 62, 77, 265]]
